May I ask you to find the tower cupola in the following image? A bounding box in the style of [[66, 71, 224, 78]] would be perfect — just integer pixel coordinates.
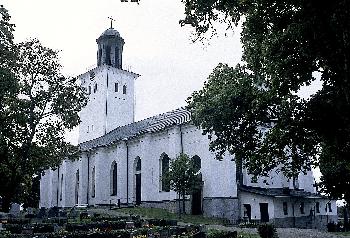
[[96, 27, 124, 69]]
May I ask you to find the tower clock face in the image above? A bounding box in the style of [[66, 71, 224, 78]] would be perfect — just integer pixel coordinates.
[[90, 71, 95, 80]]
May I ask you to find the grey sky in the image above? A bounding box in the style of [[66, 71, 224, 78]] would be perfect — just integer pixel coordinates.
[[3, 0, 242, 144]]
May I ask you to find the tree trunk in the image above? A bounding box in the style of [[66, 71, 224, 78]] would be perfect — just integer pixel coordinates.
[[182, 191, 186, 215], [178, 193, 181, 218]]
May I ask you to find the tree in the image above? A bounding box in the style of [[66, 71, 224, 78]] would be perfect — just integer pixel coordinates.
[[164, 153, 201, 215], [182, 0, 350, 201], [0, 6, 87, 211]]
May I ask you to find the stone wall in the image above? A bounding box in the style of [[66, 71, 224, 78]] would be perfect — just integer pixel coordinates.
[[202, 197, 239, 222], [273, 215, 338, 230]]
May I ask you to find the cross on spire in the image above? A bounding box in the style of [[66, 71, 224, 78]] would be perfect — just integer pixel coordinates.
[[108, 16, 115, 29]]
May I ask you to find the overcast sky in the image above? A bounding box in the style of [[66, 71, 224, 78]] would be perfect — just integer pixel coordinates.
[[3, 0, 242, 143]]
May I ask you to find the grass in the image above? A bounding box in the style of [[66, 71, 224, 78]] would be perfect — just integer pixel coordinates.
[[336, 231, 350, 236], [118, 207, 259, 238], [119, 207, 227, 225]]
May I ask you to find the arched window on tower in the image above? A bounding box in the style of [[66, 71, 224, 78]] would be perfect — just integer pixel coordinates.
[[111, 162, 118, 196], [123, 85, 127, 94], [159, 153, 170, 192], [115, 47, 119, 68], [106, 45, 111, 66]]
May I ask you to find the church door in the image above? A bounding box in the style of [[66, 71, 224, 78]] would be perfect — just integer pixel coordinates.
[[135, 173, 141, 205], [191, 187, 203, 215], [260, 203, 269, 222]]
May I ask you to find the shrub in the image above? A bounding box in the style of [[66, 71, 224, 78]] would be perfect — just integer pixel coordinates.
[[207, 229, 238, 238], [257, 223, 278, 238], [327, 222, 337, 232]]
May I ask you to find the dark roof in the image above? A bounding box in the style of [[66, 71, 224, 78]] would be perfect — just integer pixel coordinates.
[[240, 185, 324, 199], [79, 107, 191, 151], [98, 28, 120, 38]]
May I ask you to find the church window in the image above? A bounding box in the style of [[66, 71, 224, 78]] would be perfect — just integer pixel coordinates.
[[91, 166, 96, 198], [136, 157, 141, 172], [300, 202, 305, 214], [88, 86, 91, 95], [123, 85, 127, 94], [315, 202, 320, 213], [94, 83, 97, 93], [98, 49, 102, 66], [75, 170, 79, 204], [59, 174, 63, 201], [115, 47, 119, 67], [283, 202, 288, 215], [111, 162, 118, 196], [160, 153, 170, 192], [327, 202, 332, 212], [87, 126, 89, 133], [115, 83, 119, 92], [192, 155, 201, 172], [106, 45, 111, 65], [91, 125, 94, 131]]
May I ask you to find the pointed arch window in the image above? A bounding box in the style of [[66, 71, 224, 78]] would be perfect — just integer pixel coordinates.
[[106, 45, 111, 66], [136, 157, 141, 172], [192, 155, 201, 172], [111, 162, 118, 196], [75, 170, 79, 204], [123, 85, 127, 94], [160, 153, 170, 192], [59, 174, 63, 201], [91, 166, 96, 198]]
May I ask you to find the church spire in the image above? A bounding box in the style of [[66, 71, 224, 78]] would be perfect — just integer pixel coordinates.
[[96, 21, 124, 69]]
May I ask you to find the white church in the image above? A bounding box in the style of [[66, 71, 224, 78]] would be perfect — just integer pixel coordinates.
[[40, 26, 337, 229]]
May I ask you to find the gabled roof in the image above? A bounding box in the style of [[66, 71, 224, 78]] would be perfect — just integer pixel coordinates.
[[79, 107, 191, 151], [240, 185, 324, 199]]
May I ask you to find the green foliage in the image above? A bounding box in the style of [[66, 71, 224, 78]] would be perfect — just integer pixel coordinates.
[[164, 153, 202, 214], [183, 0, 350, 199], [0, 6, 87, 211], [257, 223, 278, 238]]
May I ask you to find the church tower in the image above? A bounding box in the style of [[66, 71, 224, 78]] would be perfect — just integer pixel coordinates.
[[78, 26, 139, 144]]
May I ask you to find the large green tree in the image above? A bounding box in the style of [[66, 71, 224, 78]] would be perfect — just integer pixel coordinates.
[[182, 0, 350, 202], [0, 6, 87, 211]]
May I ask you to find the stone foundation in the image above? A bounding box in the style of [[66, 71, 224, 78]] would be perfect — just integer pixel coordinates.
[[273, 215, 338, 230], [202, 197, 239, 223]]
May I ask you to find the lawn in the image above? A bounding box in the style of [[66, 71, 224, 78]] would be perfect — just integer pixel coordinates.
[[118, 207, 260, 238], [119, 207, 228, 225]]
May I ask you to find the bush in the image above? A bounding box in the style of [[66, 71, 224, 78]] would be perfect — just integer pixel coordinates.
[[4, 224, 23, 234], [257, 223, 278, 238], [207, 229, 237, 238], [327, 222, 337, 232]]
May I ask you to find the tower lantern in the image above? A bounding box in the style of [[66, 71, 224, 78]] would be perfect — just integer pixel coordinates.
[[96, 22, 124, 69]]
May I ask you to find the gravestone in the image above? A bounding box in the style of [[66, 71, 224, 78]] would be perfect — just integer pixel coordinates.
[[9, 203, 20, 217]]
